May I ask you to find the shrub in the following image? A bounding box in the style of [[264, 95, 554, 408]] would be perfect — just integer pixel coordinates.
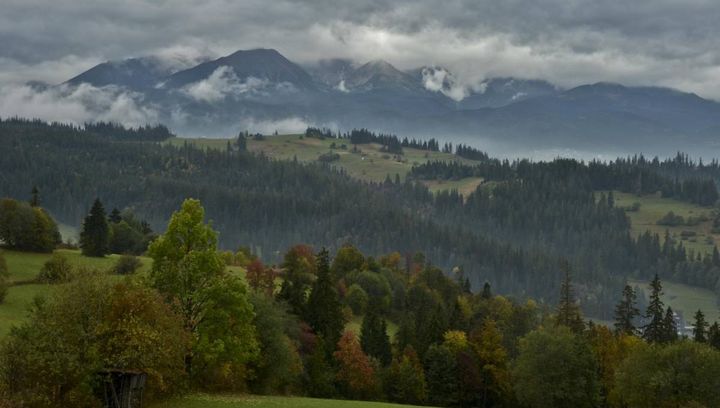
[[318, 152, 340, 163], [657, 211, 685, 226], [37, 253, 73, 283], [345, 284, 369, 315], [112, 255, 142, 275]]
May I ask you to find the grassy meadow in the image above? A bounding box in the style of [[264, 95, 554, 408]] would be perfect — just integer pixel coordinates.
[[612, 191, 718, 254], [630, 278, 720, 325], [152, 394, 432, 408], [0, 249, 154, 337], [167, 135, 484, 195]]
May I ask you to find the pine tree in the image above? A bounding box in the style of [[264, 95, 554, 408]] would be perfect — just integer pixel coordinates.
[[642, 274, 665, 343], [663, 306, 678, 343], [692, 309, 708, 343], [360, 303, 392, 365], [613, 284, 639, 335], [79, 198, 110, 257], [708, 322, 720, 350], [304, 337, 336, 397], [481, 282, 492, 299], [109, 208, 122, 223], [30, 186, 39, 207], [424, 344, 459, 407], [305, 247, 344, 353], [556, 261, 584, 334]]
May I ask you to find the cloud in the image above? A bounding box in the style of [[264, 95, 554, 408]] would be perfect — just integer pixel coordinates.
[[181, 66, 297, 102], [421, 67, 469, 101], [0, 83, 159, 127], [336, 80, 349, 93], [4, 0, 720, 98], [239, 116, 315, 135]]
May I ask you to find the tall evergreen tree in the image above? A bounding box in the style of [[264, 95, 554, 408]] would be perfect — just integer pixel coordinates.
[[278, 245, 315, 317], [109, 208, 122, 224], [360, 303, 392, 366], [305, 247, 344, 353], [481, 282, 492, 299], [79, 198, 110, 257], [692, 309, 708, 343], [642, 274, 665, 343], [708, 322, 720, 350], [613, 284, 639, 335], [29, 186, 39, 207], [663, 307, 678, 343], [556, 261, 584, 334]]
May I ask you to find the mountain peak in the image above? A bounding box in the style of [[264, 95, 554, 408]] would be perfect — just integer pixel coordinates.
[[345, 59, 421, 92], [163, 48, 316, 91], [65, 56, 175, 90]]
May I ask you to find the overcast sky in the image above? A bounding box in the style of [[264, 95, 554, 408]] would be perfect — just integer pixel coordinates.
[[2, 0, 720, 98]]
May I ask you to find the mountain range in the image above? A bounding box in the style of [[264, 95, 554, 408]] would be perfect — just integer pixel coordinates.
[[60, 48, 720, 156]]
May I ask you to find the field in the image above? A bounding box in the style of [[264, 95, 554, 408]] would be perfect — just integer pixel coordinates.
[[167, 135, 484, 195], [0, 249, 153, 337], [630, 278, 720, 326], [612, 191, 718, 254], [152, 394, 431, 408]]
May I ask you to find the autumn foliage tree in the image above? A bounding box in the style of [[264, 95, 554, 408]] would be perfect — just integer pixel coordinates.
[[246, 258, 276, 295], [386, 346, 427, 405], [334, 331, 378, 400]]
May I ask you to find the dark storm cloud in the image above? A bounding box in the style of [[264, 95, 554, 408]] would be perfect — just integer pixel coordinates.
[[1, 0, 720, 97]]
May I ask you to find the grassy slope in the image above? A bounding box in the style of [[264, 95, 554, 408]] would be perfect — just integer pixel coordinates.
[[630, 278, 720, 325], [166, 135, 484, 194], [153, 394, 431, 408], [0, 249, 152, 337], [607, 192, 720, 323], [613, 191, 717, 255]]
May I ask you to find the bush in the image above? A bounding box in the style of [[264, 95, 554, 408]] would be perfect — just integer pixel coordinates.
[[0, 276, 190, 406], [112, 255, 142, 275], [37, 253, 73, 283], [346, 284, 369, 315], [657, 211, 685, 226], [318, 152, 340, 163]]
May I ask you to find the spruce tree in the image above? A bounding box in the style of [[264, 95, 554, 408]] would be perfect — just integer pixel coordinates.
[[305, 247, 344, 353], [642, 274, 665, 343], [360, 303, 392, 365], [109, 208, 122, 223], [663, 307, 678, 343], [79, 198, 110, 257], [556, 261, 584, 334], [481, 282, 492, 299], [613, 284, 639, 335], [30, 186, 39, 207], [692, 309, 708, 343], [708, 322, 720, 350]]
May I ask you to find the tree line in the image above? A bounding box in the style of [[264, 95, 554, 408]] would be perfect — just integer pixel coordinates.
[[3, 199, 720, 407], [4, 119, 720, 318]]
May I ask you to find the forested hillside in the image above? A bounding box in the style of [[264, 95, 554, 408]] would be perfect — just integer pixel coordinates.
[[3, 118, 720, 318]]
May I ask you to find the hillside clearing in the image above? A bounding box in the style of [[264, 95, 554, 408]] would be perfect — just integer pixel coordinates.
[[167, 134, 480, 184], [0, 249, 153, 337], [611, 191, 718, 254], [152, 394, 432, 408], [630, 278, 720, 325]]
